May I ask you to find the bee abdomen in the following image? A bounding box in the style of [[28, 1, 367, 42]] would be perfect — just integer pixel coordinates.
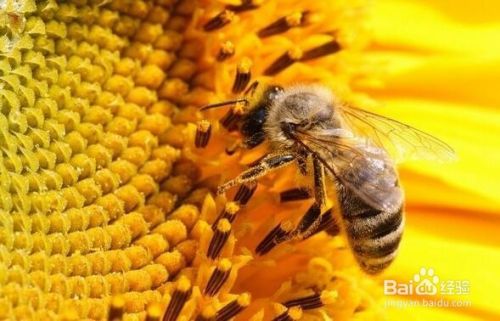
[[343, 205, 404, 274]]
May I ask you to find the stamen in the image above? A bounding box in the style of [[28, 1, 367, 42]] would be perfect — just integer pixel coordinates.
[[301, 40, 341, 61], [217, 41, 235, 61], [279, 187, 311, 202], [219, 102, 245, 130], [227, 0, 261, 12], [204, 10, 235, 32], [243, 80, 259, 96], [200, 98, 248, 111], [215, 293, 251, 321], [212, 202, 240, 229], [163, 276, 192, 321], [233, 181, 257, 205], [195, 120, 212, 148], [295, 203, 321, 234], [255, 221, 293, 255], [207, 219, 232, 259], [232, 58, 252, 94], [264, 47, 303, 75], [204, 258, 232, 296], [108, 296, 124, 321], [258, 11, 310, 38], [283, 290, 337, 310], [272, 306, 303, 321]]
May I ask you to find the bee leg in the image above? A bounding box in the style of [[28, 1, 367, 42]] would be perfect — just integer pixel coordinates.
[[312, 154, 327, 210], [302, 208, 341, 239], [217, 152, 296, 194], [296, 149, 309, 175], [278, 151, 313, 202], [286, 157, 328, 240]]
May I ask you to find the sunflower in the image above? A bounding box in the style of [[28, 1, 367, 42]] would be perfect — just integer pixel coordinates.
[[0, 0, 498, 321]]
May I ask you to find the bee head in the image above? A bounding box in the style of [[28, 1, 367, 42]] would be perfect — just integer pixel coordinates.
[[240, 84, 284, 148]]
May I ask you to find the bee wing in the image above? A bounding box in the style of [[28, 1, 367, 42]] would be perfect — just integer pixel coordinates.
[[338, 105, 456, 163], [295, 131, 403, 212]]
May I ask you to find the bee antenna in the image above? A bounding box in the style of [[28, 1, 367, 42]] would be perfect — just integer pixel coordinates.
[[200, 98, 248, 111]]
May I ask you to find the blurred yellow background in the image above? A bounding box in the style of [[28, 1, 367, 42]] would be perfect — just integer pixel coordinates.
[[355, 1, 500, 320]]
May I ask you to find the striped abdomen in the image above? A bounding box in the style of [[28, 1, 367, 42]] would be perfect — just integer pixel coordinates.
[[337, 183, 404, 274]]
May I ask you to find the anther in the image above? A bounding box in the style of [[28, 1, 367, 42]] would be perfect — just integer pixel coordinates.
[[301, 40, 341, 61], [279, 187, 311, 203], [303, 208, 340, 239], [255, 221, 293, 255], [302, 209, 340, 240], [212, 202, 240, 229], [219, 102, 245, 131], [195, 306, 217, 321], [264, 47, 302, 76], [207, 219, 232, 259], [272, 306, 303, 321], [217, 41, 235, 61], [146, 303, 163, 321], [243, 80, 259, 96], [233, 181, 257, 205], [227, 0, 261, 12], [232, 58, 252, 94], [215, 293, 251, 321], [108, 296, 125, 321], [163, 276, 192, 321], [204, 258, 232, 296], [295, 203, 321, 234], [283, 290, 337, 310], [204, 10, 235, 32], [258, 11, 310, 38], [195, 120, 212, 148]]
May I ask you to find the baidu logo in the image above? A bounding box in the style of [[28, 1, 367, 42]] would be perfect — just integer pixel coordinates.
[[384, 267, 470, 297]]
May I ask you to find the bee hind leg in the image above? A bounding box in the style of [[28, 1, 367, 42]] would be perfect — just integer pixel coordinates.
[[290, 206, 340, 242], [302, 208, 340, 239], [256, 206, 339, 255], [217, 152, 296, 195]]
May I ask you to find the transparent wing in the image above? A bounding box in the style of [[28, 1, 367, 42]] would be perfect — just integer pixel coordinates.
[[295, 130, 403, 212], [338, 105, 456, 163]]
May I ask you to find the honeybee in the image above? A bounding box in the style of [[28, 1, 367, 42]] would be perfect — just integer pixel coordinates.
[[201, 83, 455, 274]]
